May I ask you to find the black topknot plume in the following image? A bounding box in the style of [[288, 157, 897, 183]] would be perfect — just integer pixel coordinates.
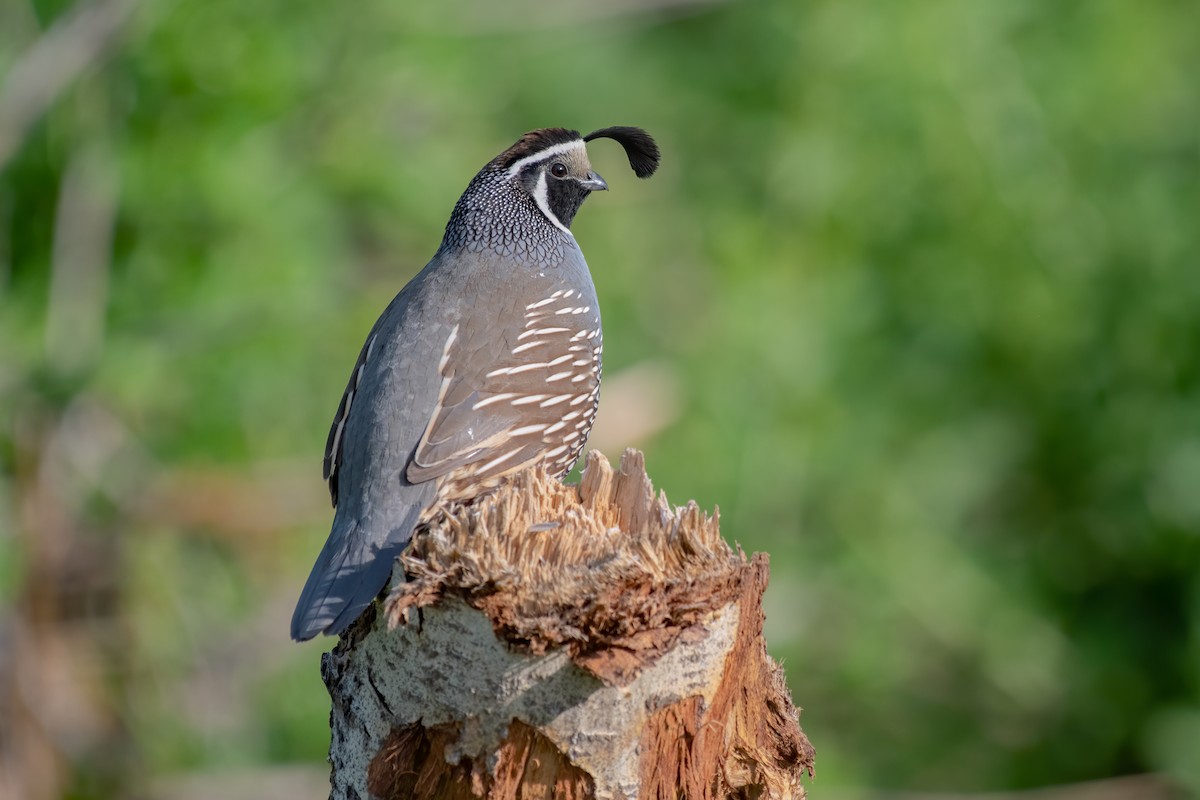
[[583, 126, 660, 178]]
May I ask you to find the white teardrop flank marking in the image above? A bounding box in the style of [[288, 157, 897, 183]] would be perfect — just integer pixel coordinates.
[[328, 426, 344, 476], [505, 138, 586, 178], [544, 420, 566, 434], [511, 340, 546, 354], [555, 306, 591, 315], [518, 326, 571, 340], [476, 448, 523, 475], [508, 361, 556, 375], [546, 371, 573, 382], [539, 394, 572, 408], [508, 423, 549, 437], [570, 330, 589, 341], [438, 325, 460, 373], [587, 329, 600, 339], [487, 361, 552, 377], [543, 444, 570, 459], [531, 171, 573, 237], [572, 359, 590, 367], [365, 333, 379, 362], [525, 295, 560, 311], [472, 392, 518, 410], [563, 431, 581, 442], [562, 289, 575, 299], [562, 410, 582, 421], [569, 394, 590, 406], [547, 354, 572, 367], [511, 394, 548, 406]]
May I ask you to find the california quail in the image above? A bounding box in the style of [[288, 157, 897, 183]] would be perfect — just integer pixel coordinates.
[[291, 126, 660, 641]]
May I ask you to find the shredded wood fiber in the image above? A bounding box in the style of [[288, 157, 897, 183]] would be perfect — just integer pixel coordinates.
[[388, 449, 746, 684]]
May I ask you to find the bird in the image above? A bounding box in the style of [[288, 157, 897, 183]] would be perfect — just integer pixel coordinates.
[[291, 126, 660, 641]]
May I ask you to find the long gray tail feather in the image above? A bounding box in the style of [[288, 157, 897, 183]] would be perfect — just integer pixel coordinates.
[[290, 503, 425, 641]]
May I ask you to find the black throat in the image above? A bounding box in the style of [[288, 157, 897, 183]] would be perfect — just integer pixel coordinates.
[[539, 171, 591, 229]]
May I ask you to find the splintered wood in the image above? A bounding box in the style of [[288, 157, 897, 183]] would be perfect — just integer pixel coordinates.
[[323, 450, 813, 800]]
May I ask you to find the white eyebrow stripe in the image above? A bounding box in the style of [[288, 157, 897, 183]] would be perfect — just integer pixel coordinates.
[[505, 139, 586, 178]]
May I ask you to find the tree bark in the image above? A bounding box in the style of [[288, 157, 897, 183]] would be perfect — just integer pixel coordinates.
[[321, 449, 814, 800]]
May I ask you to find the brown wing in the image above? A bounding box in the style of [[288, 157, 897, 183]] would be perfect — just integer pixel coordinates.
[[407, 290, 602, 497]]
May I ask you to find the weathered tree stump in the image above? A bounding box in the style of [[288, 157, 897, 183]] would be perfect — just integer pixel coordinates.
[[321, 449, 814, 800]]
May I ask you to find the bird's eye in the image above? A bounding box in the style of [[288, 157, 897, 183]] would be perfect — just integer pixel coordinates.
[[550, 162, 568, 178]]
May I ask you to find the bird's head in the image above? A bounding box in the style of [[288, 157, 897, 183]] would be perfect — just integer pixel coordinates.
[[492, 126, 660, 232]]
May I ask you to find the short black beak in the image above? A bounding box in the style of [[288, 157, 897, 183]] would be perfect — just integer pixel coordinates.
[[580, 171, 608, 192]]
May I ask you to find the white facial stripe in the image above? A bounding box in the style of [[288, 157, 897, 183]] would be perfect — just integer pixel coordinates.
[[532, 170, 573, 237], [505, 139, 586, 178]]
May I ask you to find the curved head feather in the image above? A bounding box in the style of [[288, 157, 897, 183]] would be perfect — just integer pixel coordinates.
[[583, 126, 660, 178]]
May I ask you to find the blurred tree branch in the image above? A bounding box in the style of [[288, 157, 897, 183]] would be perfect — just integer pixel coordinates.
[[0, 0, 137, 170]]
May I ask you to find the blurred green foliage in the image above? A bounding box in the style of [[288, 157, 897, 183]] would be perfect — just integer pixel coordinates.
[[2, 0, 1199, 797]]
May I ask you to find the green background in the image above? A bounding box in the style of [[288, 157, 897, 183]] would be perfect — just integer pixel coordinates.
[[2, 0, 1198, 797]]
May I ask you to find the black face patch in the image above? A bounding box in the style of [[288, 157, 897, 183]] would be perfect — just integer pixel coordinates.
[[518, 162, 592, 231], [545, 173, 591, 229]]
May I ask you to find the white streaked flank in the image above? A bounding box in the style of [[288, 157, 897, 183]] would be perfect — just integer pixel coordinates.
[[471, 393, 518, 410], [508, 423, 549, 437], [511, 340, 546, 354], [525, 295, 561, 311], [475, 448, 523, 475], [438, 325, 460, 372], [518, 326, 571, 340]]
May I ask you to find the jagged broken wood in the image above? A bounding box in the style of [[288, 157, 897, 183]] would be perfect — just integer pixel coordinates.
[[321, 449, 814, 799]]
